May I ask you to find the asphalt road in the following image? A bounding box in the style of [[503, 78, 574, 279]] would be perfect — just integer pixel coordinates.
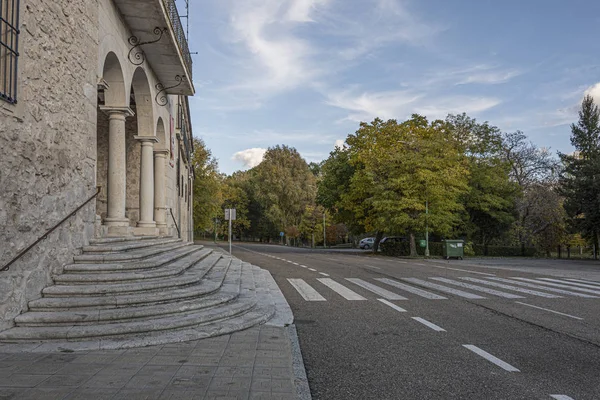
[[206, 241, 600, 400]]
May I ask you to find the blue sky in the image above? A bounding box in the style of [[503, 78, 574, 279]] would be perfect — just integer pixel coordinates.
[[184, 0, 600, 174]]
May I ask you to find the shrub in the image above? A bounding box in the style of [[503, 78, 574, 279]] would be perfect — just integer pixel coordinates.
[[472, 245, 536, 257]]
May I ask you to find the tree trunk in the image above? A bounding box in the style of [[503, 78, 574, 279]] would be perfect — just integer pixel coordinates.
[[373, 231, 384, 253], [409, 233, 417, 257]]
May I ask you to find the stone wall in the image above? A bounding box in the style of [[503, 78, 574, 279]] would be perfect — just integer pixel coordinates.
[[0, 0, 99, 331]]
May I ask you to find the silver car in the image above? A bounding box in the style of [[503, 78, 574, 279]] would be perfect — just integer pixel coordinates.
[[359, 237, 375, 249]]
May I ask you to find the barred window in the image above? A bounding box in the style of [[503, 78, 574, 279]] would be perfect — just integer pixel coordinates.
[[0, 0, 20, 104]]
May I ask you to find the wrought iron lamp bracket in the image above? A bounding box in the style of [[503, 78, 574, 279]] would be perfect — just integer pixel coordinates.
[[155, 75, 185, 106], [127, 27, 168, 66]]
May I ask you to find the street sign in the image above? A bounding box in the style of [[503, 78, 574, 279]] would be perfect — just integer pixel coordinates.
[[419, 239, 427, 248], [280, 231, 284, 237], [225, 208, 236, 221]]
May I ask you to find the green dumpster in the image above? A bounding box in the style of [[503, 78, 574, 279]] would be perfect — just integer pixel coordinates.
[[442, 240, 464, 260]]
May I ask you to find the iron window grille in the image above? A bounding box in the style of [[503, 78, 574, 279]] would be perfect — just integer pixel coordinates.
[[0, 0, 19, 104]]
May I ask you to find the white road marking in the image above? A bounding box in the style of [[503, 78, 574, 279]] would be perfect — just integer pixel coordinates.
[[317, 278, 367, 300], [287, 279, 326, 301], [538, 278, 600, 290], [459, 277, 561, 298], [319, 272, 330, 276], [326, 257, 339, 262], [308, 268, 317, 272], [291, 262, 299, 265], [365, 265, 381, 270], [415, 263, 427, 267], [402, 278, 485, 299], [377, 298, 407, 312], [430, 277, 524, 299], [346, 278, 407, 300], [299, 265, 308, 268], [463, 345, 520, 372], [493, 277, 599, 298], [550, 395, 575, 400], [375, 278, 447, 299], [515, 302, 583, 320], [566, 278, 600, 287], [412, 317, 446, 332], [427, 264, 496, 276]]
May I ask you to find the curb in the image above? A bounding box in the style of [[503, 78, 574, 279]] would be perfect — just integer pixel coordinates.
[[288, 324, 312, 400]]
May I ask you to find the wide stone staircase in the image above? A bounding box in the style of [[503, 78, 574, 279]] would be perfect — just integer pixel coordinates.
[[0, 236, 285, 351]]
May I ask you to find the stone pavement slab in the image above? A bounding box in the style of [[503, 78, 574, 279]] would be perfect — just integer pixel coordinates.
[[0, 325, 310, 400]]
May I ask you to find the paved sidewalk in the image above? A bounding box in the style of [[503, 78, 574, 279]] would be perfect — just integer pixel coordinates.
[[0, 325, 308, 400]]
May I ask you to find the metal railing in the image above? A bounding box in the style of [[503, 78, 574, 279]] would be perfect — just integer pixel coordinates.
[[168, 207, 181, 238], [162, 0, 192, 78], [1, 187, 101, 272]]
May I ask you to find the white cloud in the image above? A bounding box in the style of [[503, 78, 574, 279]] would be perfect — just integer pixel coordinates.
[[232, 148, 267, 169], [584, 82, 600, 104], [325, 88, 500, 122], [334, 139, 345, 149]]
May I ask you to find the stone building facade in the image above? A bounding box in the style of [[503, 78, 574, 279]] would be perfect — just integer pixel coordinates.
[[0, 0, 195, 331]]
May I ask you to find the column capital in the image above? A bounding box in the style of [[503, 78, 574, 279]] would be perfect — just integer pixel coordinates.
[[99, 106, 135, 117], [154, 149, 170, 157], [134, 135, 159, 143]]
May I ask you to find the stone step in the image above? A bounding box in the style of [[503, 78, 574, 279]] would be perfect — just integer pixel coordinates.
[[82, 238, 181, 253], [0, 297, 257, 341], [73, 240, 187, 263], [29, 257, 234, 310], [63, 243, 197, 273], [55, 248, 213, 284], [43, 251, 222, 297], [15, 261, 243, 326], [88, 235, 161, 245]]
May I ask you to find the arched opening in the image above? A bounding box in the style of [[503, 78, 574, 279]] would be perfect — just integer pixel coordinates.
[[96, 52, 127, 222], [125, 67, 155, 227]]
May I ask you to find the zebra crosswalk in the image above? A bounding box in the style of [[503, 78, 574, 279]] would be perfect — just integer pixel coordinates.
[[286, 275, 600, 303]]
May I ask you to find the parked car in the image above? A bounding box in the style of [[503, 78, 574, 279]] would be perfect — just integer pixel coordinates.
[[359, 237, 375, 249], [379, 236, 407, 244]]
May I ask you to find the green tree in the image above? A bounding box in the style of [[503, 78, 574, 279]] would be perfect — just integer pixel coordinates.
[[253, 145, 318, 241], [191, 138, 223, 235], [445, 113, 519, 246], [345, 115, 470, 255], [559, 95, 600, 252]]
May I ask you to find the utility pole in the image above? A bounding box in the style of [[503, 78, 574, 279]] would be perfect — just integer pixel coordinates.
[[425, 199, 430, 257], [323, 213, 326, 248], [228, 215, 232, 255]]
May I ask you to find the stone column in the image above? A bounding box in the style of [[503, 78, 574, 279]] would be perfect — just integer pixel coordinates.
[[153, 149, 169, 232], [134, 136, 159, 228], [99, 106, 134, 228]]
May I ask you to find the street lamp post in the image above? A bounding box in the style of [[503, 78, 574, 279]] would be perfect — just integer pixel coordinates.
[[323, 213, 326, 248], [425, 199, 430, 257]]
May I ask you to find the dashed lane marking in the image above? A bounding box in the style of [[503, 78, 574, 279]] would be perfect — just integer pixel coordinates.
[[412, 317, 446, 332], [287, 279, 326, 301], [317, 278, 367, 300], [550, 395, 575, 400], [463, 345, 520, 372], [319, 272, 330, 276], [346, 278, 407, 300], [377, 298, 407, 312], [515, 302, 583, 320]]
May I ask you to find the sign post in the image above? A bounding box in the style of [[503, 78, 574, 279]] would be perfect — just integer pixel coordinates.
[[225, 209, 236, 254]]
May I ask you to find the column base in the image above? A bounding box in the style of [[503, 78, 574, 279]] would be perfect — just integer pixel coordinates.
[[158, 226, 169, 236], [137, 221, 157, 228], [104, 217, 130, 227], [107, 226, 134, 236], [133, 227, 160, 236]]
